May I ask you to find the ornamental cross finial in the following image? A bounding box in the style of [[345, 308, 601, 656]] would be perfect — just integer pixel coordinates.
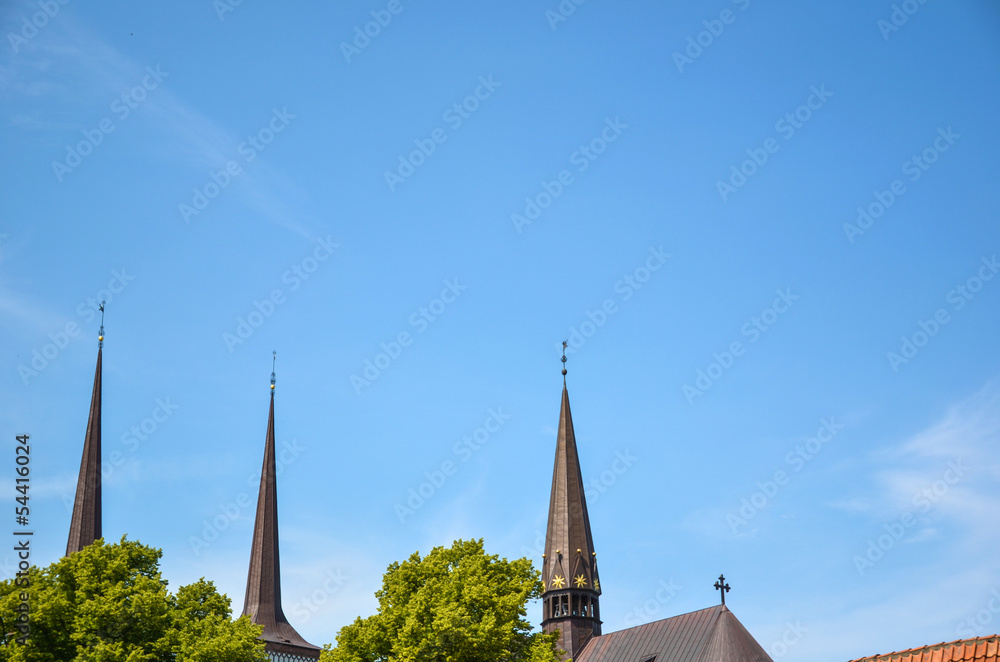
[[98, 300, 106, 349], [270, 351, 276, 391], [561, 340, 568, 382], [714, 574, 731, 606]]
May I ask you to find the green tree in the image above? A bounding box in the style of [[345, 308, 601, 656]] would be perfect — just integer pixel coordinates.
[[321, 539, 561, 662], [0, 536, 267, 662]]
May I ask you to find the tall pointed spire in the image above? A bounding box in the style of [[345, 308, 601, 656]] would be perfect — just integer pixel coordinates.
[[242, 353, 320, 660], [542, 344, 601, 660], [66, 302, 105, 556]]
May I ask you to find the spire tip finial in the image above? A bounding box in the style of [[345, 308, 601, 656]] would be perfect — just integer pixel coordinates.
[[270, 350, 276, 390], [98, 300, 106, 348], [561, 341, 568, 381]]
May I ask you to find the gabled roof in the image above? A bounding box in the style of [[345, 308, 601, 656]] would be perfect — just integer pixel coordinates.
[[575, 605, 773, 662], [242, 390, 320, 659], [66, 346, 102, 556], [848, 636, 1000, 662]]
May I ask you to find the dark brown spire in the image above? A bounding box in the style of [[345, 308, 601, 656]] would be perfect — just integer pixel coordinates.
[[542, 377, 602, 660], [242, 376, 320, 660], [66, 343, 103, 556]]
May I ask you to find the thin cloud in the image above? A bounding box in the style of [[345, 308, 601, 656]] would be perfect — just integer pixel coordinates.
[[900, 381, 1000, 460], [1, 14, 322, 240], [875, 381, 1000, 523], [0, 283, 67, 331], [814, 380, 1000, 660]]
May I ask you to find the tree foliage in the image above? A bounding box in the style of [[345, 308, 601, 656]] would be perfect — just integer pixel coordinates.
[[321, 538, 561, 662], [0, 536, 267, 662]]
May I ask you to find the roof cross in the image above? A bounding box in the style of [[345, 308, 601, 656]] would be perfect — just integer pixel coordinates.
[[270, 351, 276, 391], [714, 574, 731, 606]]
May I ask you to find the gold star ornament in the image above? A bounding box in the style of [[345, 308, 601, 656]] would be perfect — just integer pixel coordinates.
[[574, 574, 588, 588], [551, 575, 566, 589]]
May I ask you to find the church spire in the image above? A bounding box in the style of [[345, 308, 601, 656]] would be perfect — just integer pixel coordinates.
[[66, 302, 105, 556], [242, 354, 320, 660], [542, 345, 601, 660]]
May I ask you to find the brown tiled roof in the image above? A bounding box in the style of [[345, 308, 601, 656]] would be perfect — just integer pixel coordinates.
[[848, 636, 1000, 662], [66, 347, 102, 556], [575, 605, 773, 662]]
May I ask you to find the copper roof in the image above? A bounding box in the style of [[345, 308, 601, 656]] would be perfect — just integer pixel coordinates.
[[242, 391, 320, 659], [848, 636, 1000, 662], [66, 347, 102, 556], [575, 605, 773, 662]]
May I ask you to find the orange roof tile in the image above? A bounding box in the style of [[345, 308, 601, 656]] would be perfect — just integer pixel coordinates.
[[848, 636, 1000, 662]]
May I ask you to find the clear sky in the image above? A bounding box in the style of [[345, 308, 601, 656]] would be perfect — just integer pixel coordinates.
[[2, 1, 999, 660]]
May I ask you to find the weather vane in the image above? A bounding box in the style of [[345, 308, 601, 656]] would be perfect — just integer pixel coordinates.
[[561, 340, 568, 381], [714, 574, 731, 606], [270, 350, 276, 391], [98, 300, 106, 349]]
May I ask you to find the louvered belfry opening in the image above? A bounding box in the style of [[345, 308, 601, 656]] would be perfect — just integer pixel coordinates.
[[543, 590, 601, 621]]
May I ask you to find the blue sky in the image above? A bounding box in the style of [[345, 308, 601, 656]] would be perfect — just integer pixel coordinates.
[[2, 0, 999, 659]]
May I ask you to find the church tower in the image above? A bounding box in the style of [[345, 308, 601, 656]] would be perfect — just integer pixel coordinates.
[[541, 346, 602, 660], [66, 305, 105, 555], [242, 355, 321, 661]]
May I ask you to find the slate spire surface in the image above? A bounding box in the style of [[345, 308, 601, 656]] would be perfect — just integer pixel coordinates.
[[242, 362, 320, 660], [542, 353, 602, 660], [66, 313, 104, 556]]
